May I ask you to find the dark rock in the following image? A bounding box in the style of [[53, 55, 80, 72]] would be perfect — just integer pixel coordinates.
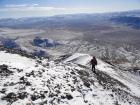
[[3, 83, 8, 87], [61, 95, 66, 99], [49, 93, 58, 98], [84, 100, 88, 103], [109, 94, 114, 97], [26, 102, 31, 105], [55, 90, 61, 94], [84, 82, 90, 88], [20, 76, 24, 81], [31, 94, 37, 101], [0, 88, 7, 94], [0, 65, 8, 70], [43, 100, 48, 104], [42, 69, 45, 72], [2, 92, 18, 103], [35, 65, 38, 67], [70, 71, 76, 75], [66, 93, 73, 100], [40, 94, 45, 99], [71, 88, 75, 92], [9, 82, 16, 86], [31, 70, 34, 74], [17, 69, 23, 73], [112, 89, 117, 92], [44, 91, 48, 93], [18, 92, 26, 99], [31, 88, 35, 91], [26, 81, 31, 86], [25, 73, 31, 77], [6, 92, 16, 98], [0, 65, 13, 76]]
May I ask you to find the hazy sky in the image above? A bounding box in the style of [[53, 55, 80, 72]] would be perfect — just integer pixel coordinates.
[[0, 0, 140, 18]]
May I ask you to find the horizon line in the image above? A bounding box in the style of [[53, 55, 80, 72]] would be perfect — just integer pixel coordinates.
[[0, 9, 139, 19]]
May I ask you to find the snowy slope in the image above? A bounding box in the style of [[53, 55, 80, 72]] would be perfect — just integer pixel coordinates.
[[0, 51, 139, 105], [64, 53, 140, 99]]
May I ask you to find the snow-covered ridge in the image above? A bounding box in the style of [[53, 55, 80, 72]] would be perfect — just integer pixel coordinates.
[[0, 49, 140, 105], [64, 53, 140, 98]]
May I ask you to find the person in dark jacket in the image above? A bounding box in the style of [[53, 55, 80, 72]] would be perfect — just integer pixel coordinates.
[[90, 56, 97, 73]]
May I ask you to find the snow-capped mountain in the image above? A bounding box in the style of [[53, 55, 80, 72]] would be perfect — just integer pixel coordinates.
[[0, 47, 140, 105]]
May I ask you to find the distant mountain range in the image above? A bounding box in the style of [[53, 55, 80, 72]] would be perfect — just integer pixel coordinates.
[[110, 16, 140, 29], [0, 10, 140, 29]]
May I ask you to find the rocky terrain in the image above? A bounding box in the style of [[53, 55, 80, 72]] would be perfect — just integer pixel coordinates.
[[0, 46, 140, 105]]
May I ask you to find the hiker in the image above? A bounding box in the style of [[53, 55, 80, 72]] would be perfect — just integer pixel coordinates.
[[90, 56, 97, 73]]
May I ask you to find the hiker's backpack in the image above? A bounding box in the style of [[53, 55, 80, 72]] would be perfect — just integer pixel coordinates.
[[91, 59, 97, 65], [94, 59, 97, 65]]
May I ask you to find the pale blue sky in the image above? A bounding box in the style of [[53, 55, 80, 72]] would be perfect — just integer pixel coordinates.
[[0, 0, 140, 18]]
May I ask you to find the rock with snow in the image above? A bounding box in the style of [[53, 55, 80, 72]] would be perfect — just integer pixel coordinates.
[[0, 50, 140, 105]]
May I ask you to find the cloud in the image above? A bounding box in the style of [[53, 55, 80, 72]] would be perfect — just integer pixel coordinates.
[[31, 4, 39, 7], [5, 4, 39, 8], [5, 4, 28, 8], [0, 4, 65, 11], [0, 7, 65, 11]]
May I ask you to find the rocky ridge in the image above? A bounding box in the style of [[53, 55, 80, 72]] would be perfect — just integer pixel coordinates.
[[0, 46, 140, 105]]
